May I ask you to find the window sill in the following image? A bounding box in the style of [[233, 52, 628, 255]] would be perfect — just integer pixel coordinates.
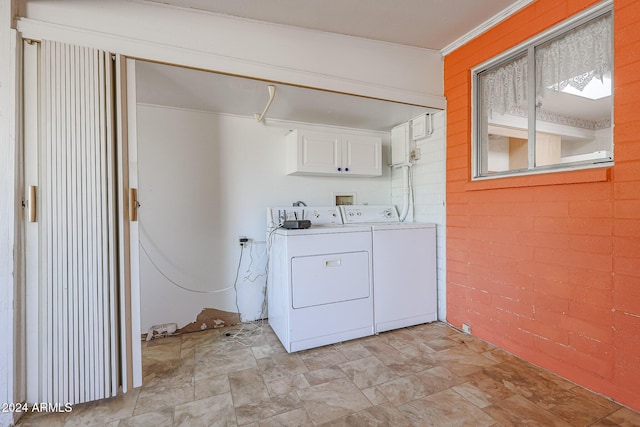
[[466, 164, 612, 191]]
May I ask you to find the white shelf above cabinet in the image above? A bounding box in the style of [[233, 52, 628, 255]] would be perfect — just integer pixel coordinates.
[[286, 129, 382, 177]]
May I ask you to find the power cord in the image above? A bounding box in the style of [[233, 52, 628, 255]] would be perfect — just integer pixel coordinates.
[[233, 245, 245, 320], [139, 238, 234, 294], [224, 225, 281, 346]]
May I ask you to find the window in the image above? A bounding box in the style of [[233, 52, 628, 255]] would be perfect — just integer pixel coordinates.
[[473, 6, 613, 179]]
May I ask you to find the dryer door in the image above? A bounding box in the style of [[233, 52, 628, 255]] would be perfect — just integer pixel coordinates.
[[291, 251, 370, 308]]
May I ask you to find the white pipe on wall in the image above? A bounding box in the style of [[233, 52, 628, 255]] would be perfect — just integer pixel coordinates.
[[396, 163, 412, 222]]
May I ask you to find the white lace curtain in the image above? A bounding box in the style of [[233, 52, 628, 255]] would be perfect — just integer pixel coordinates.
[[482, 55, 528, 116], [482, 12, 612, 116], [536, 13, 612, 95]]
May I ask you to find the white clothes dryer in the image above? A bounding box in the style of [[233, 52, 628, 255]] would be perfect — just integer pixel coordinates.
[[266, 206, 374, 352]]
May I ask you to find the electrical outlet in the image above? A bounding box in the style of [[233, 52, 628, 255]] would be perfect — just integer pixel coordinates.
[[410, 147, 421, 161], [238, 236, 249, 246]]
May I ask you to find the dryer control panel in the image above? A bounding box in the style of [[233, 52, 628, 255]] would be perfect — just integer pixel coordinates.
[[341, 205, 400, 223]]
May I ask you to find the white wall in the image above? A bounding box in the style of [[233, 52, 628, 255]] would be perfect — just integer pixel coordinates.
[[392, 111, 447, 320], [17, 0, 444, 109], [136, 104, 391, 331], [561, 127, 613, 157], [488, 137, 510, 172]]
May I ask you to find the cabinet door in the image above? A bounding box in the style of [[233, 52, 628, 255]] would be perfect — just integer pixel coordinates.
[[342, 135, 382, 177], [296, 131, 341, 175]]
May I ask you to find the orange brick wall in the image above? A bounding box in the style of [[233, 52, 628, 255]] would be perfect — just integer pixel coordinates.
[[444, 0, 640, 410]]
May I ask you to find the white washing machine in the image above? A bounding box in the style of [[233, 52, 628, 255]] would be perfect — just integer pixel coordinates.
[[341, 205, 437, 333], [267, 206, 374, 352]]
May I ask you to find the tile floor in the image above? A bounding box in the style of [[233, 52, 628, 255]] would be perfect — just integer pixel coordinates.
[[16, 321, 640, 426]]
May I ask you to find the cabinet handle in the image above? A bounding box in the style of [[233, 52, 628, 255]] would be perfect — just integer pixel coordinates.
[[345, 167, 349, 172], [337, 167, 342, 172], [324, 259, 342, 268]]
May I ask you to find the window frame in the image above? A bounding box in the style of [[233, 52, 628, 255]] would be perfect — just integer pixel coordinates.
[[471, 1, 614, 181]]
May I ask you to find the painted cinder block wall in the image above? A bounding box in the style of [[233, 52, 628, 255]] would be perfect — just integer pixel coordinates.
[[444, 0, 640, 411]]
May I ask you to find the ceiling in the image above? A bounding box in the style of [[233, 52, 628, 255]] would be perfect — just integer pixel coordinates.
[[145, 0, 525, 51], [136, 0, 529, 130], [135, 61, 436, 131]]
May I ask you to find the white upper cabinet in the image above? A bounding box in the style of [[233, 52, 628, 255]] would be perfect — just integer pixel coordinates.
[[342, 135, 383, 177], [287, 129, 382, 177]]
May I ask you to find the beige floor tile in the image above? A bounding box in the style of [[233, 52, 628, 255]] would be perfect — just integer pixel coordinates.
[[234, 391, 303, 425], [134, 380, 194, 416], [361, 340, 411, 366], [601, 407, 640, 426], [338, 356, 397, 389], [549, 388, 621, 426], [484, 394, 573, 427], [297, 378, 372, 424], [384, 354, 437, 377], [464, 368, 516, 401], [415, 365, 467, 395], [568, 386, 622, 413], [173, 394, 236, 427], [195, 337, 250, 360], [195, 348, 257, 380], [323, 403, 413, 427], [480, 362, 576, 410], [424, 337, 459, 351], [409, 322, 459, 340], [143, 336, 182, 360], [251, 343, 286, 360], [299, 346, 348, 371], [384, 328, 427, 348], [389, 340, 438, 358], [265, 373, 310, 396], [63, 389, 140, 426], [229, 368, 270, 406], [14, 412, 67, 427], [398, 388, 496, 427], [256, 353, 308, 383], [117, 408, 174, 427], [142, 356, 195, 389], [452, 382, 497, 408], [448, 333, 497, 354], [257, 408, 313, 426], [180, 328, 222, 352], [335, 341, 373, 361], [194, 373, 230, 400], [362, 386, 390, 406], [377, 374, 436, 406], [303, 367, 346, 386], [436, 345, 499, 376]]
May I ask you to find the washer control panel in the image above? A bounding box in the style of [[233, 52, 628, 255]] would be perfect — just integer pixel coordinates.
[[267, 206, 342, 228], [340, 205, 400, 223]]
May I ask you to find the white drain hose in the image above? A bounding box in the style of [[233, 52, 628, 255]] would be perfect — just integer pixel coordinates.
[[398, 163, 412, 222]]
